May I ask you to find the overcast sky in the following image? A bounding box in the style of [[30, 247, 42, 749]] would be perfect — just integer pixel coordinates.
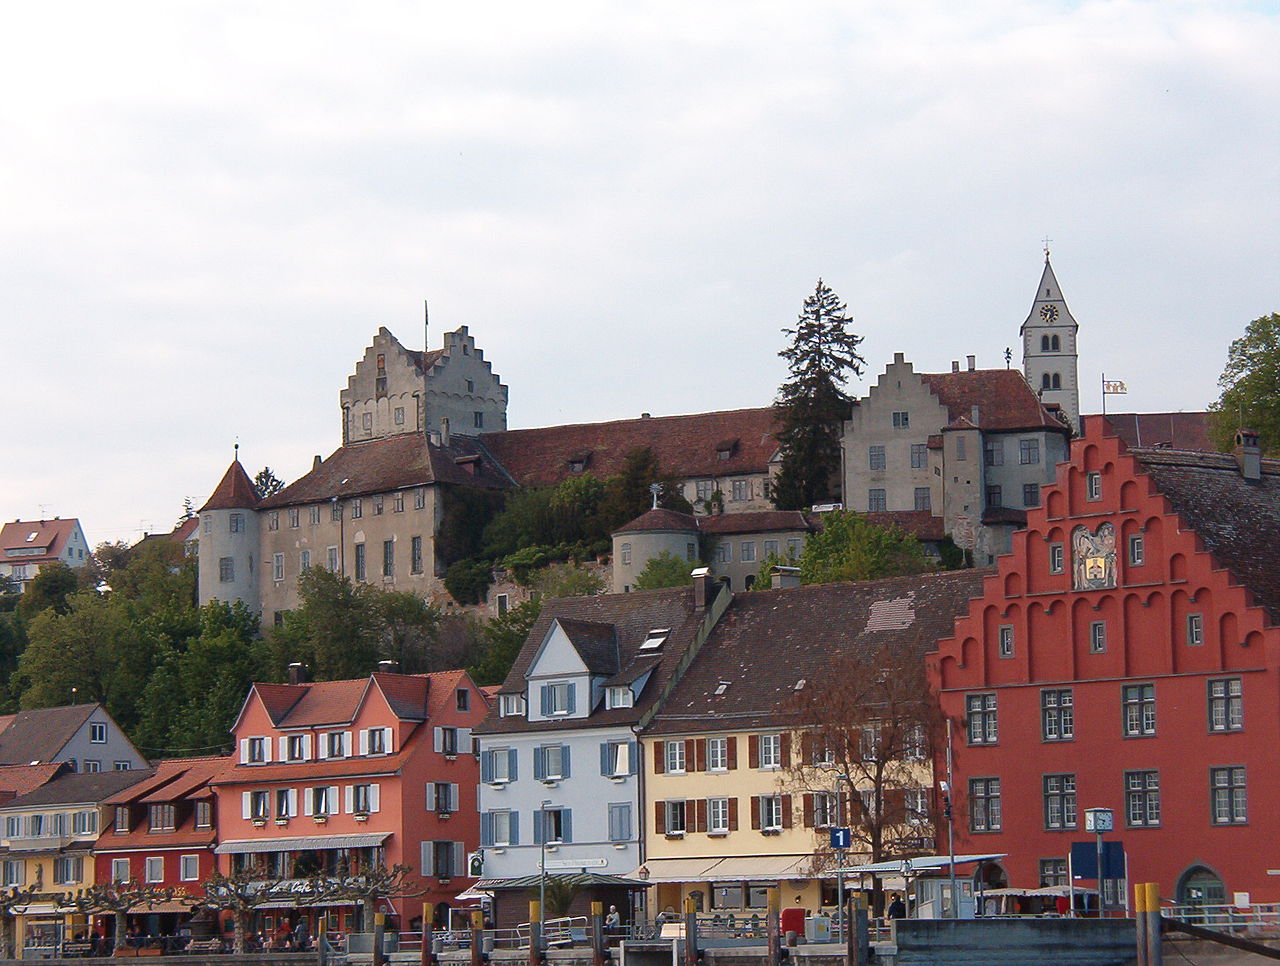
[[3, 1, 1277, 547]]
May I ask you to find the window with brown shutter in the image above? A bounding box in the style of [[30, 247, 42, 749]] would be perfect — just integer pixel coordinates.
[[729, 797, 739, 830], [750, 795, 760, 830], [801, 733, 814, 766], [695, 799, 708, 833], [695, 739, 707, 773], [780, 733, 792, 768], [884, 788, 906, 824], [748, 735, 760, 769], [654, 800, 666, 834], [803, 793, 815, 828], [653, 742, 665, 774], [727, 737, 738, 770], [782, 795, 793, 829], [684, 738, 696, 770]]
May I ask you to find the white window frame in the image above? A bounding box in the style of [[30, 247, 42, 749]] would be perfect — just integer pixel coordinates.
[[180, 855, 199, 882], [760, 795, 783, 831], [759, 734, 782, 769], [708, 797, 730, 834], [707, 737, 728, 772], [665, 740, 686, 775], [145, 856, 164, 883]]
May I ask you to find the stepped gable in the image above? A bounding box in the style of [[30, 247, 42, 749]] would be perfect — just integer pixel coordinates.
[[404, 347, 446, 372], [1132, 447, 1280, 623], [0, 704, 97, 765], [479, 407, 780, 488], [646, 569, 989, 736], [921, 369, 1065, 432], [1105, 411, 1213, 453], [476, 584, 709, 735], [200, 460, 259, 512], [696, 510, 813, 536], [258, 434, 511, 509]]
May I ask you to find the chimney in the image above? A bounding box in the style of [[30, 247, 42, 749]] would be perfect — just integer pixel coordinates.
[[440, 417, 450, 447], [770, 566, 801, 590], [377, 660, 400, 674], [313, 454, 322, 471], [641, 412, 651, 419], [691, 567, 712, 610], [287, 662, 308, 686], [951, 360, 960, 373], [1234, 429, 1261, 481], [967, 354, 976, 371]]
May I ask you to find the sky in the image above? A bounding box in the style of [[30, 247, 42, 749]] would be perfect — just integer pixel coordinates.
[[2, 1, 1277, 548]]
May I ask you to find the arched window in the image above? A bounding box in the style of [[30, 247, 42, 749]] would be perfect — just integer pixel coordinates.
[[1051, 373, 1062, 390], [1051, 335, 1060, 351], [1042, 373, 1052, 390], [1041, 335, 1051, 351]]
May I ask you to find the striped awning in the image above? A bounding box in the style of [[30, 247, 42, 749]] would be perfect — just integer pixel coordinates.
[[214, 832, 389, 855]]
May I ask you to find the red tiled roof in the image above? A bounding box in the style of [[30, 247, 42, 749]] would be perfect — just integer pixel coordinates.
[[372, 672, 430, 721], [200, 461, 259, 512], [0, 763, 66, 802], [0, 518, 80, 564], [253, 684, 307, 725], [272, 679, 368, 727], [102, 756, 227, 806], [696, 511, 813, 536], [859, 511, 946, 542], [480, 408, 780, 488], [211, 749, 413, 786], [920, 370, 1067, 433], [614, 509, 699, 534], [1103, 412, 1213, 453], [258, 435, 511, 509]]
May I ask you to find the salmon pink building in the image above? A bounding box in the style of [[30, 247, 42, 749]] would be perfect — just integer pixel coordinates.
[[929, 417, 1280, 909], [211, 667, 488, 937]]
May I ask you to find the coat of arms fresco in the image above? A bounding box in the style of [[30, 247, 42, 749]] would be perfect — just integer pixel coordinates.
[[1072, 522, 1116, 591]]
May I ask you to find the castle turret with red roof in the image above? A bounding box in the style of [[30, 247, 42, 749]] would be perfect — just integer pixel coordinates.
[[198, 459, 260, 614]]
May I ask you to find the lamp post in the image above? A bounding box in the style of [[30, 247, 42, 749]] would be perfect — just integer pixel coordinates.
[[539, 800, 553, 940], [943, 719, 958, 918], [834, 773, 848, 939], [1084, 808, 1113, 917]]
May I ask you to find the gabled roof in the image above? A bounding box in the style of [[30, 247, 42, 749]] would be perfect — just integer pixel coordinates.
[[475, 585, 714, 736], [200, 461, 259, 512], [645, 569, 990, 736], [3, 767, 155, 809], [244, 670, 473, 731], [1019, 254, 1078, 334], [1103, 412, 1213, 453], [0, 518, 81, 563], [920, 370, 1067, 434], [479, 407, 780, 488], [257, 434, 511, 508], [0, 704, 98, 765], [0, 763, 68, 803], [102, 756, 227, 806], [695, 511, 814, 536], [551, 619, 620, 676]]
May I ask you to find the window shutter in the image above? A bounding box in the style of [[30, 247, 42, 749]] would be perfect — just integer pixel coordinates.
[[750, 796, 760, 830], [607, 806, 619, 842], [302, 734, 313, 760], [343, 731, 353, 756], [801, 733, 814, 766], [748, 735, 759, 769], [384, 727, 395, 753], [302, 789, 314, 816], [533, 746, 545, 781], [727, 737, 737, 770], [561, 809, 572, 843], [510, 812, 519, 846], [533, 810, 544, 845], [241, 792, 251, 820], [239, 739, 250, 764], [263, 738, 272, 763], [433, 728, 443, 753], [695, 799, 708, 833], [288, 789, 298, 816], [445, 785, 454, 814], [458, 728, 472, 755], [561, 746, 571, 779], [654, 801, 666, 835], [780, 733, 792, 768], [728, 797, 739, 831], [453, 842, 465, 876], [359, 730, 370, 756], [540, 686, 552, 716], [480, 751, 493, 784], [344, 786, 355, 814], [278, 737, 289, 760], [885, 788, 906, 824], [628, 741, 639, 775], [695, 739, 707, 773], [653, 742, 665, 774], [684, 739, 696, 770], [421, 842, 433, 874], [803, 793, 815, 829], [566, 686, 576, 715], [480, 813, 493, 846], [600, 743, 610, 776], [782, 794, 793, 829], [508, 749, 519, 781]]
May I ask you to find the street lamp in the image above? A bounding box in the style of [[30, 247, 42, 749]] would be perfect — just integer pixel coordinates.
[[538, 800, 553, 941], [939, 780, 957, 919], [833, 773, 848, 937]]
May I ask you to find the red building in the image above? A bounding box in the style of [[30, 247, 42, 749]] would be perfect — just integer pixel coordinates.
[[211, 668, 488, 937], [928, 416, 1280, 909]]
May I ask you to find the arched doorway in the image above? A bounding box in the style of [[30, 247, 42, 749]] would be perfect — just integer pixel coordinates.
[[1177, 866, 1225, 922], [973, 861, 1007, 916]]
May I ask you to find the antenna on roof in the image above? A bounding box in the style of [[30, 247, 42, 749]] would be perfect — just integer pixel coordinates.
[[423, 299, 430, 439], [649, 482, 662, 509], [1004, 347, 1012, 369]]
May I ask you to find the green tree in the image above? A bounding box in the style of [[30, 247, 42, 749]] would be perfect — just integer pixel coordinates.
[[253, 467, 286, 499], [17, 562, 79, 620], [444, 559, 494, 606], [798, 511, 932, 584], [633, 551, 697, 591], [82, 541, 134, 592], [1209, 313, 1280, 454], [598, 449, 693, 533], [376, 591, 445, 674], [268, 569, 383, 680], [528, 562, 605, 599], [772, 280, 865, 510], [468, 598, 542, 686]]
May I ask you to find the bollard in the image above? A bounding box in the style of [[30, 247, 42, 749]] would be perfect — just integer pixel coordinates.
[[683, 897, 699, 966], [528, 901, 543, 966], [372, 913, 387, 966], [1142, 883, 1162, 966], [422, 903, 435, 966], [471, 910, 485, 966], [766, 888, 781, 966], [591, 902, 606, 966]]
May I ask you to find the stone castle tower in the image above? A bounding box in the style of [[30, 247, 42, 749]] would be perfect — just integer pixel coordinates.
[[1020, 251, 1081, 431], [196, 458, 261, 612]]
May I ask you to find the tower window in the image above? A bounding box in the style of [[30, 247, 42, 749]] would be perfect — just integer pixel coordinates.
[[1052, 373, 1061, 390], [1051, 335, 1060, 351]]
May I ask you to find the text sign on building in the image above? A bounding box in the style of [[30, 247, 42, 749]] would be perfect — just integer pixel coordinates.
[[830, 827, 852, 850]]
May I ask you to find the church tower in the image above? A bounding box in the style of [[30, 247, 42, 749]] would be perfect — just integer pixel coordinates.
[[1021, 250, 1080, 432]]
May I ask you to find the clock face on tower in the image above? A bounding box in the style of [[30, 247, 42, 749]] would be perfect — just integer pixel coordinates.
[[1040, 305, 1059, 322]]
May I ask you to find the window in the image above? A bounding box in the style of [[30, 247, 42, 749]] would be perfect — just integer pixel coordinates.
[[1023, 483, 1041, 507], [869, 446, 886, 470], [998, 625, 1014, 659], [114, 761, 130, 771], [986, 484, 1002, 508], [365, 727, 387, 756], [984, 440, 1004, 467], [892, 411, 910, 428], [787, 538, 802, 559], [902, 723, 926, 760], [145, 856, 164, 883], [310, 505, 322, 525], [813, 792, 838, 828], [1043, 774, 1077, 829], [248, 791, 269, 821], [1208, 678, 1243, 732], [914, 487, 931, 511], [287, 508, 299, 529], [373, 495, 384, 516], [229, 513, 244, 533], [383, 539, 394, 577], [300, 550, 311, 571], [969, 778, 1001, 832], [112, 859, 130, 883], [268, 512, 280, 532], [1086, 471, 1102, 501], [740, 541, 756, 563], [3, 815, 17, 838], [498, 694, 525, 717], [1187, 613, 1204, 647], [410, 536, 423, 574], [149, 804, 176, 831], [394, 407, 405, 426], [664, 800, 688, 835], [113, 806, 129, 833], [180, 855, 199, 882], [708, 797, 730, 834], [696, 480, 714, 502], [310, 786, 336, 817], [910, 443, 927, 469], [665, 740, 687, 774], [414, 488, 426, 510], [716, 542, 731, 564], [487, 748, 512, 783], [273, 553, 285, 581], [1128, 534, 1145, 566], [90, 722, 107, 743], [432, 840, 459, 877], [759, 733, 782, 768], [760, 795, 783, 831], [362, 412, 373, 431], [1016, 439, 1039, 466], [539, 744, 567, 781], [331, 502, 343, 522], [1125, 770, 1160, 827], [707, 737, 728, 772], [1123, 684, 1156, 736], [353, 784, 376, 814], [762, 539, 778, 558], [489, 811, 515, 846], [219, 557, 235, 583], [194, 802, 212, 829], [466, 379, 475, 393], [473, 411, 484, 428], [731, 480, 750, 502], [354, 543, 366, 580], [1, 860, 23, 887], [1039, 859, 1068, 887], [393, 492, 405, 513], [603, 740, 632, 777], [352, 498, 363, 519], [955, 436, 967, 460], [1210, 767, 1247, 825], [606, 686, 633, 709], [868, 489, 887, 512], [540, 682, 575, 716], [1090, 621, 1108, 654], [608, 803, 632, 842], [286, 734, 306, 761], [1041, 689, 1074, 741], [453, 688, 470, 712], [54, 856, 83, 885], [327, 547, 339, 572], [72, 810, 97, 835], [538, 807, 569, 843], [275, 788, 295, 819], [620, 543, 632, 566], [966, 693, 998, 744]]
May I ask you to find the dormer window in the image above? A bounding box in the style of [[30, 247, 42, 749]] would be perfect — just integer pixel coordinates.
[[607, 687, 634, 709], [114, 806, 130, 834], [499, 694, 526, 717], [640, 629, 669, 651], [541, 682, 575, 716]]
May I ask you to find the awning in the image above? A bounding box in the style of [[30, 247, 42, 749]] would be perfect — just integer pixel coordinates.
[[844, 853, 1006, 875], [215, 832, 390, 855], [253, 899, 358, 910], [128, 901, 198, 915], [632, 856, 815, 884]]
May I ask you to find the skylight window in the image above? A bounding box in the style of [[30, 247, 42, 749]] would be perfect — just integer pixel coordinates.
[[794, 679, 807, 691], [25, 532, 37, 543], [640, 628, 670, 650], [714, 681, 730, 696]]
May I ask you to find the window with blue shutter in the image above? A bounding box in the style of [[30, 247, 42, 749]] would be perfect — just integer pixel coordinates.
[[507, 749, 518, 782], [608, 803, 631, 842], [600, 743, 610, 776], [566, 686, 576, 715], [540, 685, 552, 716], [561, 746, 571, 779], [480, 812, 493, 846], [533, 746, 545, 781], [509, 812, 519, 845], [628, 741, 639, 775], [480, 750, 493, 784], [560, 809, 572, 842], [533, 809, 544, 845]]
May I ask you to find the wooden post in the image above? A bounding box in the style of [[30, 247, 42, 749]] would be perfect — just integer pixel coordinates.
[[683, 898, 698, 966], [372, 913, 387, 966], [421, 902, 434, 966], [528, 901, 542, 966], [766, 888, 781, 966], [591, 902, 606, 966], [471, 910, 484, 966]]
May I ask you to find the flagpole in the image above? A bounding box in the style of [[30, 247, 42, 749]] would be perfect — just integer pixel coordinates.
[[1101, 373, 1106, 416]]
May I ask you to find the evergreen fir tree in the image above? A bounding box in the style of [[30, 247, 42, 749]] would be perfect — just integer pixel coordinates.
[[772, 279, 865, 510]]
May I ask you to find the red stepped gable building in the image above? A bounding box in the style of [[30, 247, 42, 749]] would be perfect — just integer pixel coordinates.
[[928, 416, 1280, 908], [211, 668, 488, 936]]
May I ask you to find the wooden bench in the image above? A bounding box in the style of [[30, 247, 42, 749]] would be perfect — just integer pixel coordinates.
[[184, 937, 225, 954]]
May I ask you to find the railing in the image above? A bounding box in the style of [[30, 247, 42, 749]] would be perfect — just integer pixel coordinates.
[[1163, 902, 1280, 935]]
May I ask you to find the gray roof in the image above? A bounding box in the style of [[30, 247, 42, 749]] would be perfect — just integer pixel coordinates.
[[4, 767, 156, 808], [0, 705, 97, 765]]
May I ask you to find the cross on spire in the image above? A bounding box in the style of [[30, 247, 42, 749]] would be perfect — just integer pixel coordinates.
[[1042, 235, 1053, 261]]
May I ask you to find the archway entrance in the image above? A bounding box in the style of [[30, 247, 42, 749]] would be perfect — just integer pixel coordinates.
[[1177, 867, 1225, 922]]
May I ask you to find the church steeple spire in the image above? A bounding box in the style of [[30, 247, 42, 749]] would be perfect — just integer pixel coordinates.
[[1021, 250, 1081, 432]]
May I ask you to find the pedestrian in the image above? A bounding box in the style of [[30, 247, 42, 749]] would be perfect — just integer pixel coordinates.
[[887, 893, 906, 920], [605, 906, 621, 930]]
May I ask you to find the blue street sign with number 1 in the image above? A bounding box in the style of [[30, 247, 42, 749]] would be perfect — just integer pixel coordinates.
[[830, 827, 852, 850]]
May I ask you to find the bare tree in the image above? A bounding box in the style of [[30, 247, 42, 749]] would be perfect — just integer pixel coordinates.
[[63, 879, 196, 953], [310, 862, 428, 929], [199, 864, 293, 954], [0, 885, 46, 957]]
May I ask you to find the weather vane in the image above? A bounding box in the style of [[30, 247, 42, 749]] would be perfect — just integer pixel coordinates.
[[649, 483, 662, 509]]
